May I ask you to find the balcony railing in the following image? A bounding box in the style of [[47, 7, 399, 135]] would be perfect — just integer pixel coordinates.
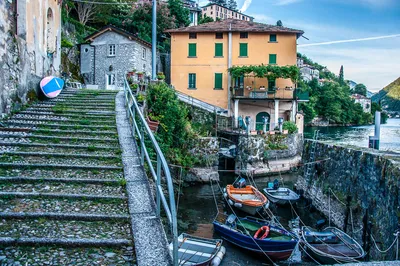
[[233, 87, 309, 101]]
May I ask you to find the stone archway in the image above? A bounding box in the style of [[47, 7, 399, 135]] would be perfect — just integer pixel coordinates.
[[256, 112, 270, 131]]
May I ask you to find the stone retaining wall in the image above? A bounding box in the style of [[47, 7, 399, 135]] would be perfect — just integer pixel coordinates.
[[297, 140, 400, 260]]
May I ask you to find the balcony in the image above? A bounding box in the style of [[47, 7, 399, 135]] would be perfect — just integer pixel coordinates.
[[233, 87, 309, 101]]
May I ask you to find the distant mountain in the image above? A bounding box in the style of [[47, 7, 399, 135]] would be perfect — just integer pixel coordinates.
[[372, 77, 400, 112], [367, 90, 375, 98]]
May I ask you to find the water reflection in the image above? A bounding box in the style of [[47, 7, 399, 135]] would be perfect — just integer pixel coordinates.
[[304, 118, 400, 152]]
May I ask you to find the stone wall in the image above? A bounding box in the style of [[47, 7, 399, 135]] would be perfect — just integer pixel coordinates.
[[297, 140, 400, 260], [236, 133, 303, 174], [0, 1, 41, 115]]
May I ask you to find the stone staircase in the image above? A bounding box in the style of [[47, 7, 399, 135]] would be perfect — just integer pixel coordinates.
[[0, 89, 135, 265]]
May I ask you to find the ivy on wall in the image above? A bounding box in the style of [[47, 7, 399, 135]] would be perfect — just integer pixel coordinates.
[[228, 64, 300, 83]]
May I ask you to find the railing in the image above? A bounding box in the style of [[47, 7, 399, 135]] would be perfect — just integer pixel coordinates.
[[294, 89, 310, 101], [123, 78, 178, 265], [173, 89, 229, 117]]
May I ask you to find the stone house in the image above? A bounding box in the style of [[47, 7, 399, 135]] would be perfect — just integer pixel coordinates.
[[351, 93, 371, 113], [0, 0, 62, 114], [166, 19, 308, 132], [296, 58, 319, 82], [81, 26, 152, 90]]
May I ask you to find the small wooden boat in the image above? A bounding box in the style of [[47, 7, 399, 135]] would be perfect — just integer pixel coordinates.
[[224, 184, 269, 215], [169, 233, 224, 266], [213, 215, 298, 261], [263, 179, 300, 205], [301, 226, 365, 264]]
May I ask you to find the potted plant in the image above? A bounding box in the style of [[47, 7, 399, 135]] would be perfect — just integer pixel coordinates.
[[137, 72, 144, 79], [130, 83, 138, 91], [136, 93, 145, 103], [127, 76, 134, 84], [128, 68, 137, 77], [146, 113, 162, 132], [157, 72, 165, 81]]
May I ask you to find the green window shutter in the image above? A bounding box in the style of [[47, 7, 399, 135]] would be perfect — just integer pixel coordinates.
[[188, 73, 196, 89], [214, 73, 223, 89], [239, 43, 248, 57], [188, 43, 197, 57], [269, 54, 277, 64], [215, 43, 223, 57], [270, 34, 277, 42]]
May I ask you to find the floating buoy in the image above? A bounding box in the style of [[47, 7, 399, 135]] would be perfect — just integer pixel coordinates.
[[228, 199, 234, 206], [211, 246, 226, 266], [223, 193, 228, 198], [234, 202, 242, 208]]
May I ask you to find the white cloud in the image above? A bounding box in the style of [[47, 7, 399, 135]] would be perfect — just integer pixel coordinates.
[[199, 0, 209, 7], [274, 0, 303, 5], [249, 14, 275, 24], [239, 0, 252, 12], [298, 34, 400, 47]]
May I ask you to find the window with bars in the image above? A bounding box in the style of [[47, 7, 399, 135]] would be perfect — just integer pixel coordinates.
[[216, 32, 223, 39], [269, 34, 277, 42], [214, 73, 223, 90], [215, 43, 223, 57], [108, 44, 116, 56], [188, 73, 196, 89], [188, 43, 197, 57], [142, 47, 146, 59], [240, 32, 248, 38], [189, 32, 197, 39]]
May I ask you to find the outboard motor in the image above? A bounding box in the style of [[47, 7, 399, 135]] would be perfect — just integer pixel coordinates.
[[315, 219, 326, 231], [234, 178, 246, 188], [226, 214, 237, 227], [273, 179, 279, 190]]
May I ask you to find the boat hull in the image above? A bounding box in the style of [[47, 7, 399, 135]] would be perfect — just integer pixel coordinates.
[[263, 188, 300, 205], [213, 221, 297, 261], [40, 76, 64, 98]]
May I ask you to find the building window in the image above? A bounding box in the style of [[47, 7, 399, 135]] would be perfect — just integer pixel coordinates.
[[269, 54, 277, 64], [214, 73, 223, 90], [188, 73, 196, 89], [239, 43, 248, 57], [108, 44, 116, 56], [188, 43, 197, 57], [268, 79, 276, 89], [216, 32, 223, 39], [215, 43, 223, 57], [142, 47, 146, 59], [216, 12, 219, 17], [270, 34, 277, 42], [240, 32, 248, 39], [189, 32, 197, 39]]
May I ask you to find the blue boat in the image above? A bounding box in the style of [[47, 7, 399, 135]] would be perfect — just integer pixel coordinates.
[[213, 215, 298, 261]]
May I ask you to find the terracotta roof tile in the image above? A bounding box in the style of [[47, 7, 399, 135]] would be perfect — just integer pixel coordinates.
[[166, 19, 304, 35]]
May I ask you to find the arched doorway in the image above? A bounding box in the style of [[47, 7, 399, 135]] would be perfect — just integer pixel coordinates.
[[46, 8, 55, 52], [256, 112, 270, 131]]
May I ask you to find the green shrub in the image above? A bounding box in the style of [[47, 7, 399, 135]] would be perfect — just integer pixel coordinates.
[[283, 121, 298, 134]]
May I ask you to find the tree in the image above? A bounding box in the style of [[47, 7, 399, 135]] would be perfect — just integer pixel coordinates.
[[353, 83, 367, 96], [168, 0, 190, 28], [210, 0, 227, 7], [227, 0, 238, 10], [75, 2, 96, 25], [198, 14, 214, 24], [339, 65, 344, 85], [276, 20, 283, 26]]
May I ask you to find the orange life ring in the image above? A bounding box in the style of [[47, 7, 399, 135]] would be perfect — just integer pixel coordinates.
[[253, 226, 270, 240]]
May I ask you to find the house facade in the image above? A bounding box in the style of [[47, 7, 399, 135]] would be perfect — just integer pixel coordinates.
[[201, 3, 254, 22], [351, 94, 371, 113], [297, 57, 319, 82], [0, 0, 61, 114], [167, 19, 307, 131], [81, 26, 152, 89], [183, 0, 202, 26]]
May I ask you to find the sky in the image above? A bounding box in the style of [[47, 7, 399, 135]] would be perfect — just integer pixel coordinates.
[[199, 0, 400, 92]]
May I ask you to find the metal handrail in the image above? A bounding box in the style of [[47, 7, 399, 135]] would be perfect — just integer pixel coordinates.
[[123, 78, 178, 266]]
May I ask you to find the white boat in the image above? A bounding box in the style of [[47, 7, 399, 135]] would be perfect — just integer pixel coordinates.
[[263, 180, 300, 205]]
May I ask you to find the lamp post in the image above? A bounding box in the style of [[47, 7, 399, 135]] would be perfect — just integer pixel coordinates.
[[151, 0, 157, 80]]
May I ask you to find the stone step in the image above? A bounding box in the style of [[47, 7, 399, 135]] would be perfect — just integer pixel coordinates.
[[0, 129, 117, 141], [0, 176, 121, 185], [0, 133, 119, 144], [2, 127, 117, 136], [25, 108, 116, 115], [56, 95, 117, 101], [33, 102, 115, 107], [0, 197, 128, 215], [8, 116, 116, 125], [0, 142, 118, 151], [0, 212, 129, 221], [5, 121, 117, 130], [0, 246, 134, 265], [48, 99, 116, 104], [0, 180, 125, 197], [0, 219, 131, 240], [0, 162, 122, 171], [0, 144, 121, 156], [0, 192, 127, 201], [0, 151, 120, 160], [18, 111, 114, 119], [0, 168, 123, 180], [0, 237, 131, 247]]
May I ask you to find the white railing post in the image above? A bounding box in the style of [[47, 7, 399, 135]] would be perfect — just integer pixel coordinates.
[[156, 154, 161, 216]]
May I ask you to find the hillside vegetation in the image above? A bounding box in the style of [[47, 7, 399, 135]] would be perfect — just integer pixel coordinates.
[[372, 77, 400, 113]]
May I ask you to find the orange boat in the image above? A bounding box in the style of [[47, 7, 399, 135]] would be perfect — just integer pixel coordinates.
[[223, 185, 269, 215]]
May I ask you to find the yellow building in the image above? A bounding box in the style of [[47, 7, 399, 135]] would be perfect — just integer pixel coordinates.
[[167, 19, 307, 131], [201, 3, 254, 22]]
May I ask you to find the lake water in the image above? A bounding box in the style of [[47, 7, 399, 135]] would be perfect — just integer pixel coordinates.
[[304, 118, 400, 153], [178, 173, 325, 265]]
